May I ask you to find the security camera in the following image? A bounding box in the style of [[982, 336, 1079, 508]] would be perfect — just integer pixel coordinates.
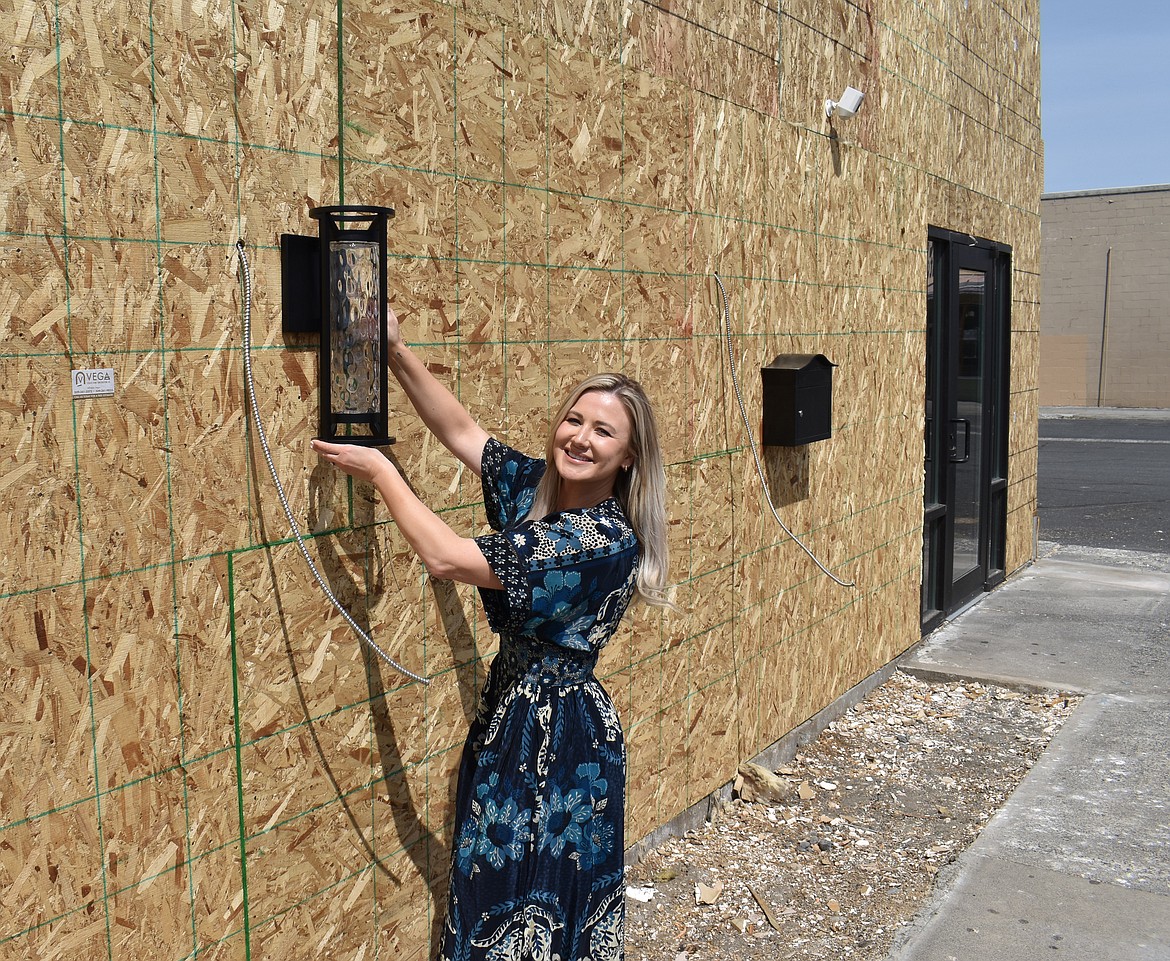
[[825, 86, 865, 119]]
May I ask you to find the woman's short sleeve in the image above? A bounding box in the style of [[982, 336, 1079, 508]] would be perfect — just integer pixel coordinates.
[[474, 529, 533, 635], [480, 437, 544, 532]]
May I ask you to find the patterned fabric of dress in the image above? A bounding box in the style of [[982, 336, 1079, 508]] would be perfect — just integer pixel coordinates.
[[438, 437, 640, 961]]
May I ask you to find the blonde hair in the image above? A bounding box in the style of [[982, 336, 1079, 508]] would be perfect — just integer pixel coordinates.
[[529, 373, 673, 609]]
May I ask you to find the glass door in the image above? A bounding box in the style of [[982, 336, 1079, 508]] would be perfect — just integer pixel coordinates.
[[922, 230, 1010, 634], [951, 264, 987, 601]]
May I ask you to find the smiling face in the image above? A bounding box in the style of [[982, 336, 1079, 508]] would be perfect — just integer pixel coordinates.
[[550, 389, 635, 507]]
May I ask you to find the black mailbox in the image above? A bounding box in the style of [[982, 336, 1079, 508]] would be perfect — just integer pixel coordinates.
[[760, 354, 837, 445]]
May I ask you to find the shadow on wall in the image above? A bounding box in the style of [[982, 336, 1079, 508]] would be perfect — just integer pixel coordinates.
[[763, 445, 810, 508], [249, 442, 481, 953]]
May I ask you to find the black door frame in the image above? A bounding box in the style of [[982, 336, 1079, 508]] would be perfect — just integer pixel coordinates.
[[922, 227, 1011, 635]]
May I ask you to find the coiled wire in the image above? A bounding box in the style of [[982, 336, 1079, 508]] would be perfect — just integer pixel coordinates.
[[714, 272, 856, 589], [235, 240, 430, 684]]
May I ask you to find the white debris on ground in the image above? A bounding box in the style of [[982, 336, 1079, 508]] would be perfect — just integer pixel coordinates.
[[624, 670, 1080, 961]]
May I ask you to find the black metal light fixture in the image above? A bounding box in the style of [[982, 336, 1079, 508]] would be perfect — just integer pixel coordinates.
[[281, 205, 396, 446]]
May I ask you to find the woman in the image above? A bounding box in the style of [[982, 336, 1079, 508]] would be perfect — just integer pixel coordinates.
[[312, 304, 672, 961]]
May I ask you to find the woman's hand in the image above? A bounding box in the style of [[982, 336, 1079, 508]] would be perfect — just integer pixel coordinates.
[[311, 439, 397, 486], [386, 301, 402, 349]]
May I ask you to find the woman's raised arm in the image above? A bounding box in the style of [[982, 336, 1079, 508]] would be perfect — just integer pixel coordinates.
[[388, 303, 489, 475]]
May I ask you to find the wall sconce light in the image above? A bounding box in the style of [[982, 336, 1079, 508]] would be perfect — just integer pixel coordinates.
[[281, 205, 396, 447], [825, 86, 865, 119]]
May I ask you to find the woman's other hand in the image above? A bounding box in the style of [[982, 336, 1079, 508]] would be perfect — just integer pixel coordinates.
[[311, 439, 396, 486], [387, 301, 403, 348]]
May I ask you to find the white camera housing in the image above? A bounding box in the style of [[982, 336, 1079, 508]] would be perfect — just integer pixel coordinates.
[[825, 86, 865, 119]]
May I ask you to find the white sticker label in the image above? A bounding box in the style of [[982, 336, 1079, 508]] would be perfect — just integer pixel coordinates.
[[72, 368, 116, 398]]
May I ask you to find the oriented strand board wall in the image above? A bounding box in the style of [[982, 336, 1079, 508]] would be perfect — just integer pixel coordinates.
[[1, 0, 1040, 958]]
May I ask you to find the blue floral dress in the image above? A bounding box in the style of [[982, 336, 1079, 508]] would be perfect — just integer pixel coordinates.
[[438, 438, 640, 961]]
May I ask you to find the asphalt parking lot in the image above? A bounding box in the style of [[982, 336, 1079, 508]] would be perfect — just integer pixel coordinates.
[[1039, 407, 1170, 554]]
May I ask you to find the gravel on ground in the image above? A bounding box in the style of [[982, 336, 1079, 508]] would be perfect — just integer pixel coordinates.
[[624, 670, 1080, 961]]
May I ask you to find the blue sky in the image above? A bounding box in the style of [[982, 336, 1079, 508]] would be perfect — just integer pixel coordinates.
[[1040, 0, 1170, 193]]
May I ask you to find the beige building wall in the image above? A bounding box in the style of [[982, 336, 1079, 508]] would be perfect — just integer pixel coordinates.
[[1, 1, 1041, 957], [1041, 184, 1170, 408]]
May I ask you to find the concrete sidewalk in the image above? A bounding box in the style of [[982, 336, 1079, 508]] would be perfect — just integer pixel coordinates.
[[889, 544, 1170, 961]]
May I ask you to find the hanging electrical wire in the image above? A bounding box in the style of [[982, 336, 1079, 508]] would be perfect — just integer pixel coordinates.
[[235, 239, 430, 685], [714, 272, 856, 589]]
